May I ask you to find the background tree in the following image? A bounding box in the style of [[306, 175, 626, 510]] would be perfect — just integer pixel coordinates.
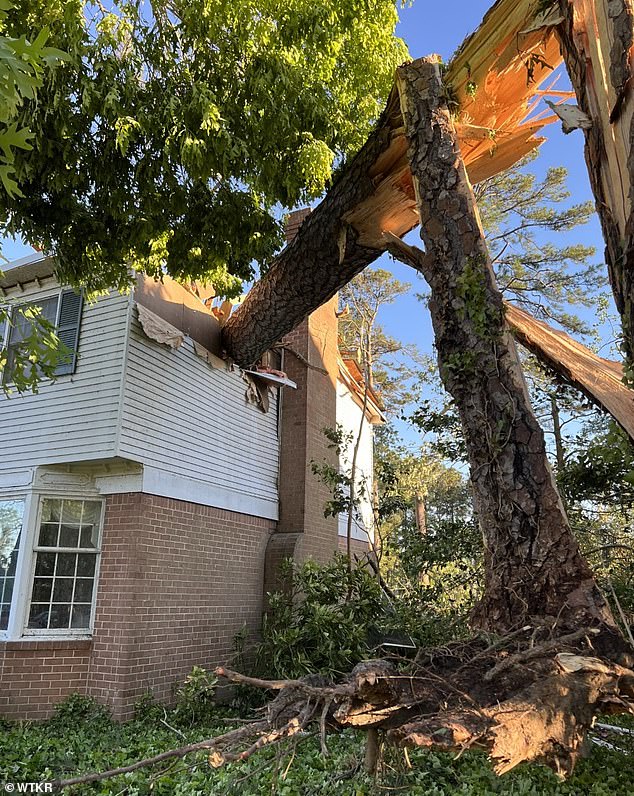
[[339, 268, 435, 414], [475, 152, 606, 335], [2, 0, 407, 295]]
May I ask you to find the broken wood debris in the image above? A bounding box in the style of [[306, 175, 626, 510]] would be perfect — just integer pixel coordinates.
[[51, 625, 634, 790], [136, 303, 185, 351], [504, 302, 634, 443], [544, 99, 593, 133]]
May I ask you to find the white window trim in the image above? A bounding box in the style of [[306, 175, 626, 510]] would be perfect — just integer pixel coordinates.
[[0, 306, 9, 347], [1, 490, 104, 641], [1, 491, 34, 640], [0, 288, 64, 388]]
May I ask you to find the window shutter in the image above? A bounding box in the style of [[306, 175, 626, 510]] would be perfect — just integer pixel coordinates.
[[54, 290, 83, 376]]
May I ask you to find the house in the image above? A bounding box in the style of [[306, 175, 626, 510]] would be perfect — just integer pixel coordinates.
[[0, 215, 382, 720]]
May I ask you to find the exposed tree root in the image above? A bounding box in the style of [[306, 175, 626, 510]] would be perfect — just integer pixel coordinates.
[[53, 624, 634, 789]]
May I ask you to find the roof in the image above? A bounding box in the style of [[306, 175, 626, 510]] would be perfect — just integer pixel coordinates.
[[505, 303, 634, 442], [338, 356, 385, 425], [0, 253, 54, 293]]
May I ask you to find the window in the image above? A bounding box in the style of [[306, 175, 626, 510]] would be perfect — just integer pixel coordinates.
[[1, 289, 84, 386], [0, 499, 24, 631], [26, 498, 102, 633], [3, 297, 58, 382]]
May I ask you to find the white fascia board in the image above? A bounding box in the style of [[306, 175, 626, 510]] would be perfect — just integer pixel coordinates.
[[2, 252, 47, 271], [142, 466, 279, 521]]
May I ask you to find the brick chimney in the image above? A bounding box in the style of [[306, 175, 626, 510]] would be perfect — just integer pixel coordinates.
[[263, 210, 340, 593]]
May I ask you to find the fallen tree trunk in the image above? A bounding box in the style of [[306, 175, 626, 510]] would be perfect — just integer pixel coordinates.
[[556, 0, 634, 365], [220, 94, 399, 367], [221, 0, 564, 368], [505, 301, 634, 443], [388, 57, 613, 633]]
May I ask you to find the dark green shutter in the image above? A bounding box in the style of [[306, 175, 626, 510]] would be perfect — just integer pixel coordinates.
[[54, 289, 83, 376]]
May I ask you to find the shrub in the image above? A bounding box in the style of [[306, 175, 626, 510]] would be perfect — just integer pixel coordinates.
[[49, 693, 111, 725], [255, 555, 385, 679], [172, 666, 218, 725]]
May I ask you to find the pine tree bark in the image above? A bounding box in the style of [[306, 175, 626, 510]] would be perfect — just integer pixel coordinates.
[[556, 0, 634, 366], [222, 94, 402, 367], [394, 58, 613, 632]]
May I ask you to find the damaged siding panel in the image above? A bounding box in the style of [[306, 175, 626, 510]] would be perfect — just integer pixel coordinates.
[[0, 289, 128, 473], [118, 315, 279, 517]]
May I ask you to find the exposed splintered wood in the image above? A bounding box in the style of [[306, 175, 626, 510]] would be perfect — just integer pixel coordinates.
[[556, 0, 634, 364], [393, 57, 613, 633], [221, 90, 403, 367], [53, 627, 634, 788], [222, 0, 565, 366], [505, 302, 634, 442]]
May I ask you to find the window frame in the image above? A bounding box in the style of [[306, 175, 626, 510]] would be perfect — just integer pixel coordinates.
[[23, 495, 104, 637], [0, 491, 104, 640], [0, 306, 9, 349], [0, 490, 36, 640], [0, 286, 83, 387], [0, 290, 61, 388]]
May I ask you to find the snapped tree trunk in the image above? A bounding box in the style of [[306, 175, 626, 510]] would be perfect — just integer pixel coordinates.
[[393, 58, 613, 632], [557, 0, 634, 366], [221, 94, 402, 367]]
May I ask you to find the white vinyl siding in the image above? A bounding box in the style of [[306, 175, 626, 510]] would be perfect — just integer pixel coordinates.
[[0, 287, 129, 473], [336, 381, 374, 542], [118, 311, 279, 518]]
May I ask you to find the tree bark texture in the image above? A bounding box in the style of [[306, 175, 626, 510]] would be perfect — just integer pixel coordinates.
[[395, 58, 613, 632], [222, 94, 402, 367], [414, 494, 427, 536], [557, 0, 634, 366]]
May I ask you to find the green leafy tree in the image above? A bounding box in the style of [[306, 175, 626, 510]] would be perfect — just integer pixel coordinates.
[[374, 433, 480, 645], [1, 0, 407, 295], [554, 416, 634, 618], [0, 0, 67, 198], [0, 2, 69, 392], [561, 418, 634, 508]]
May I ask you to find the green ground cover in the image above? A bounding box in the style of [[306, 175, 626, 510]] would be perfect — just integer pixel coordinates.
[[1, 693, 633, 795]]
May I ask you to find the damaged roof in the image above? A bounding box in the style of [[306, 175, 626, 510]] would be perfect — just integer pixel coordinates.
[[338, 356, 386, 425]]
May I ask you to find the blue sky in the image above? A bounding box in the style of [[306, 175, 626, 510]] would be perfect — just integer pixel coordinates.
[[376, 1, 615, 365]]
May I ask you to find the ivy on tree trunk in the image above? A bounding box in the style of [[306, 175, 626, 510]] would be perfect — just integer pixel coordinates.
[[393, 57, 613, 632]]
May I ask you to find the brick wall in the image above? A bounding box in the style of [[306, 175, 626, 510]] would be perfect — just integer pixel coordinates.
[[337, 535, 371, 559], [273, 208, 340, 565], [276, 299, 340, 563], [0, 640, 91, 721], [88, 493, 275, 719], [0, 494, 275, 720]]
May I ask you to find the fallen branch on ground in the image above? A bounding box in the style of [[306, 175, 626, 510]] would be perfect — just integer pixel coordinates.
[[52, 624, 634, 789]]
